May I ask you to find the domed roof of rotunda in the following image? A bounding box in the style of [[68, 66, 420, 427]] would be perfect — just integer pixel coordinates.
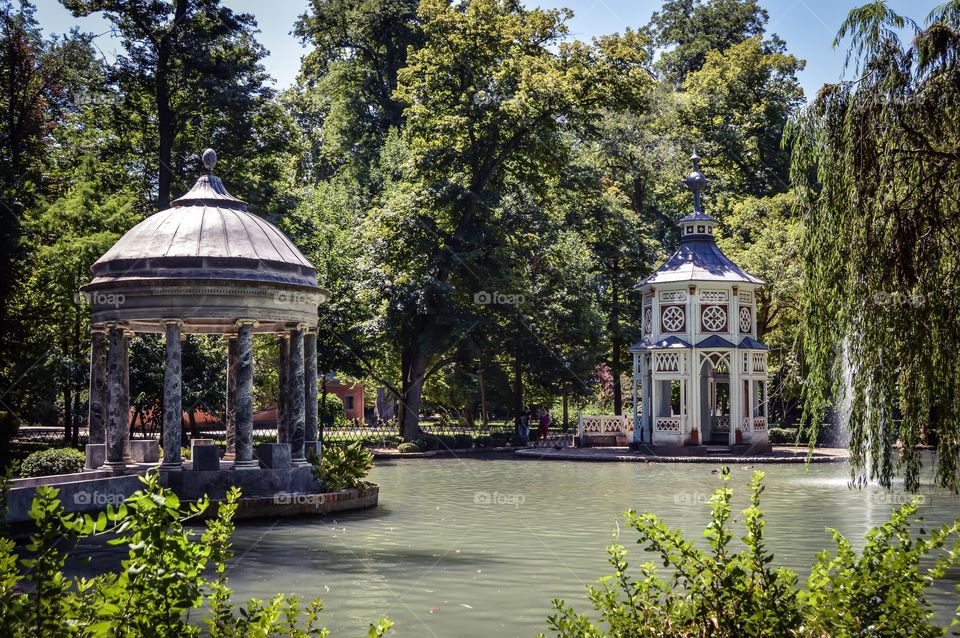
[[88, 149, 318, 290]]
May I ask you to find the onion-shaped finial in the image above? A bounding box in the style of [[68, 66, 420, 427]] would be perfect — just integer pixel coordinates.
[[202, 148, 217, 172]]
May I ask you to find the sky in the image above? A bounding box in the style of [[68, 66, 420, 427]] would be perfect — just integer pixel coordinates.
[[32, 0, 941, 100]]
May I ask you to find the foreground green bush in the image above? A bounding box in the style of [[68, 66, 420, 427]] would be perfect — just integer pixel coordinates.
[[542, 468, 960, 637], [0, 472, 392, 636], [397, 442, 419, 454], [19, 447, 85, 477]]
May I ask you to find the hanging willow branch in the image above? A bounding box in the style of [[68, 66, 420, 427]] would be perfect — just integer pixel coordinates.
[[786, 1, 960, 491]]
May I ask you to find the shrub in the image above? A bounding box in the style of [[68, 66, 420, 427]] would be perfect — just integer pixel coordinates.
[[309, 441, 374, 491], [543, 468, 960, 638], [318, 394, 348, 427], [397, 442, 419, 454], [474, 435, 493, 448], [453, 434, 473, 449], [0, 473, 393, 636], [19, 447, 85, 477], [768, 426, 801, 444]]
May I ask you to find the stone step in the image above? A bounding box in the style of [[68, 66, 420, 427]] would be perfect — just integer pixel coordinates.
[[705, 446, 732, 454]]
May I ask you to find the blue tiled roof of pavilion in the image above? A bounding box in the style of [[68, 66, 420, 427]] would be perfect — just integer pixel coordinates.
[[636, 152, 764, 287]]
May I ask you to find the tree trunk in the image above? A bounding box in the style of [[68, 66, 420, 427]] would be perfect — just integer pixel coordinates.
[[320, 375, 327, 449], [188, 410, 198, 439], [399, 346, 427, 442], [611, 261, 623, 416], [155, 0, 187, 211], [563, 393, 569, 430], [478, 356, 488, 426], [512, 350, 522, 437]]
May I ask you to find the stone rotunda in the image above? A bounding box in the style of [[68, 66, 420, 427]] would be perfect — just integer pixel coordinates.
[[630, 153, 770, 451], [80, 149, 327, 477]]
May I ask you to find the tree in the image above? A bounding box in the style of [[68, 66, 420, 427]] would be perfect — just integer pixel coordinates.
[[717, 192, 804, 422], [62, 0, 275, 210], [680, 37, 804, 197], [291, 0, 421, 182], [13, 157, 140, 442], [368, 0, 652, 441], [643, 0, 769, 85], [0, 0, 98, 378], [787, 1, 960, 490]]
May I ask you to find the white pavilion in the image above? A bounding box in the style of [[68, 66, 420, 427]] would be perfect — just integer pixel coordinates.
[[630, 153, 770, 450]]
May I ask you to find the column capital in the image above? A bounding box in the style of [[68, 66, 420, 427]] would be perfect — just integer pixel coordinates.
[[90, 324, 108, 334], [235, 319, 259, 329], [160, 318, 184, 328], [294, 322, 309, 332]]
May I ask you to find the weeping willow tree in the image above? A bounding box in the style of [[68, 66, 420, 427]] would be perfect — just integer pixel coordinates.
[[787, 1, 960, 491]]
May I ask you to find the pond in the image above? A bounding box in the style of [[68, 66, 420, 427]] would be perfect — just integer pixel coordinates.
[[218, 456, 959, 637]]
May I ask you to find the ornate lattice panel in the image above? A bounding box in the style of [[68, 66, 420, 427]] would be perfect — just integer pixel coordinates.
[[661, 305, 686, 332], [742, 353, 750, 373], [738, 290, 753, 304], [659, 290, 687, 303], [655, 417, 682, 432], [643, 306, 652, 335], [752, 417, 767, 431], [741, 418, 751, 432], [582, 415, 626, 434], [700, 290, 728, 302], [701, 305, 728, 332], [655, 352, 681, 373], [752, 353, 766, 373], [739, 306, 752, 333]]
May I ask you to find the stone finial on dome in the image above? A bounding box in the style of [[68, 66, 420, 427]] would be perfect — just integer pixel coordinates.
[[169, 148, 247, 210], [681, 149, 708, 213], [202, 148, 217, 172]]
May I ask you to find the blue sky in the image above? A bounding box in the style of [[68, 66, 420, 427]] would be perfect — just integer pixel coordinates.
[[33, 0, 940, 100]]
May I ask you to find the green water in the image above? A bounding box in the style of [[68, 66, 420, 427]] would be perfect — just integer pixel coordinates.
[[222, 457, 960, 637]]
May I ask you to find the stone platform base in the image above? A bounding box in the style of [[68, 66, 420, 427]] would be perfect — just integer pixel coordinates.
[[209, 485, 379, 521], [159, 465, 319, 501]]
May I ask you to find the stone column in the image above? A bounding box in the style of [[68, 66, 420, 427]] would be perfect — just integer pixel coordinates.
[[85, 326, 108, 469], [277, 333, 290, 443], [160, 320, 183, 470], [122, 330, 132, 461], [223, 335, 238, 461], [102, 325, 130, 472], [88, 327, 107, 444], [289, 325, 306, 465], [234, 320, 258, 469], [304, 329, 319, 459]]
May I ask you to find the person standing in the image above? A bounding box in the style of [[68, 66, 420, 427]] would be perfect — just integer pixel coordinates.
[[538, 408, 551, 441], [520, 407, 530, 441]]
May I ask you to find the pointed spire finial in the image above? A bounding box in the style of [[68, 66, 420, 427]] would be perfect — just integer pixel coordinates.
[[681, 149, 708, 213], [202, 148, 217, 173]]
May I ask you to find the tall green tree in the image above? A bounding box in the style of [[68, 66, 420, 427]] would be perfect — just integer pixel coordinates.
[[787, 1, 960, 489], [369, 0, 652, 440], [62, 0, 276, 210], [643, 0, 769, 85], [0, 0, 98, 379]]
